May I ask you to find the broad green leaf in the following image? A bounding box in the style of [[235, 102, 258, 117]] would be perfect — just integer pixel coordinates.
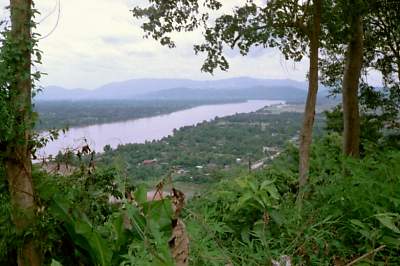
[[126, 204, 146, 239], [381, 236, 400, 247], [134, 185, 147, 205], [74, 220, 113, 266], [260, 180, 274, 189], [376, 215, 400, 234], [50, 259, 62, 266], [350, 219, 368, 230], [248, 180, 258, 193], [144, 199, 173, 231], [237, 193, 253, 209], [266, 185, 280, 200], [254, 195, 266, 209]]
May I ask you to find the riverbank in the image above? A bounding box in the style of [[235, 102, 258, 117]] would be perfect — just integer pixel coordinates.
[[37, 100, 284, 158], [35, 99, 244, 131]]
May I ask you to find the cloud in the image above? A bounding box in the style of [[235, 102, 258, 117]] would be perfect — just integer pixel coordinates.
[[0, 0, 310, 89], [102, 36, 137, 45]]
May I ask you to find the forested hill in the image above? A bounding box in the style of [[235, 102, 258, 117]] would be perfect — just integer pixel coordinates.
[[135, 86, 312, 101], [36, 77, 313, 101]]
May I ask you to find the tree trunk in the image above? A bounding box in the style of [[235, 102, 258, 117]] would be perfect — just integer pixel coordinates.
[[298, 0, 321, 188], [6, 0, 41, 265], [342, 15, 363, 157]]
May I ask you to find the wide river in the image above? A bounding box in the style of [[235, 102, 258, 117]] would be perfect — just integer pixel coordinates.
[[39, 100, 283, 157]]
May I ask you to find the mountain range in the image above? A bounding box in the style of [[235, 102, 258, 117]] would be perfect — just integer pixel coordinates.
[[37, 77, 327, 101]]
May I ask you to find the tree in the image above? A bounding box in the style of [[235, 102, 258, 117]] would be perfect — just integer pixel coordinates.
[[319, 0, 364, 157], [342, 6, 363, 157], [320, 0, 400, 157], [298, 0, 321, 188], [0, 0, 41, 264], [363, 0, 400, 134], [132, 0, 323, 188], [365, 0, 400, 84]]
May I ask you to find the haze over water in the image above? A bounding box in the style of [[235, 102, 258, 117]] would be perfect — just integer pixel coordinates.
[[39, 100, 283, 157]]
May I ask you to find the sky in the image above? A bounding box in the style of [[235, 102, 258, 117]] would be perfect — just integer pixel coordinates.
[[0, 0, 380, 90], [0, 0, 312, 89]]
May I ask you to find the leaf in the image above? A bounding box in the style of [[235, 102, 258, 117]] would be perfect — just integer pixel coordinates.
[[248, 180, 258, 193], [145, 199, 173, 232], [381, 236, 400, 248], [236, 179, 247, 188], [110, 213, 127, 250], [51, 195, 112, 266], [74, 220, 113, 266], [134, 185, 147, 205], [125, 204, 146, 239], [350, 219, 372, 240], [270, 209, 283, 226], [236, 193, 253, 209], [260, 180, 274, 189], [240, 227, 250, 243], [265, 185, 280, 200], [376, 215, 400, 234], [350, 219, 368, 230], [51, 259, 62, 266], [256, 194, 269, 209]]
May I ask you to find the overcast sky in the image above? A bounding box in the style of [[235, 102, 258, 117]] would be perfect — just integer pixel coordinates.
[[1, 0, 381, 89]]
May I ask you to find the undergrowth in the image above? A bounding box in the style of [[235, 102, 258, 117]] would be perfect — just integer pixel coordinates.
[[1, 133, 399, 265], [185, 133, 400, 265]]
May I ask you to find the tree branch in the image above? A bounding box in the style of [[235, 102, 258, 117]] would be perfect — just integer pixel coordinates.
[[345, 245, 386, 266]]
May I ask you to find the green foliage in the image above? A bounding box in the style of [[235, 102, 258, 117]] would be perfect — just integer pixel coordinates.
[[98, 111, 324, 181], [0, 5, 43, 152], [185, 134, 400, 265], [132, 0, 313, 73], [324, 103, 400, 152], [30, 166, 176, 266], [0, 169, 17, 265]]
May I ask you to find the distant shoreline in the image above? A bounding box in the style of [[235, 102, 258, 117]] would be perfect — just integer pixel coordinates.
[[34, 99, 245, 132]]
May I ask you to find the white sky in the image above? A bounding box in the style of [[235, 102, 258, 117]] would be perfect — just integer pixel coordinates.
[[1, 0, 379, 90]]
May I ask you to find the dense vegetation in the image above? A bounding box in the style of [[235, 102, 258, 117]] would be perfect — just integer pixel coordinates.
[[35, 99, 239, 130], [95, 110, 324, 183], [185, 134, 400, 265], [0, 0, 399, 265], [3, 121, 400, 265]]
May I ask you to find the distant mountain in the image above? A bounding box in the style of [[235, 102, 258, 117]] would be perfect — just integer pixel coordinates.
[[37, 86, 91, 100], [36, 77, 318, 101], [137, 86, 309, 101]]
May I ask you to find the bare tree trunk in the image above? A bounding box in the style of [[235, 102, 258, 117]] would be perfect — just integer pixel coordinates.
[[342, 15, 363, 157], [298, 0, 321, 188], [6, 0, 41, 265]]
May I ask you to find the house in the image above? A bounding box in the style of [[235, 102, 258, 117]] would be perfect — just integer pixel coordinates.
[[142, 159, 157, 165], [177, 169, 187, 174]]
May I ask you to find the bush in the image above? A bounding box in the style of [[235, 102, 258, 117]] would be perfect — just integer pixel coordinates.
[[185, 134, 400, 265]]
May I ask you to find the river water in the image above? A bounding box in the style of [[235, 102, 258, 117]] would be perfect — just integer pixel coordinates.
[[38, 100, 283, 157]]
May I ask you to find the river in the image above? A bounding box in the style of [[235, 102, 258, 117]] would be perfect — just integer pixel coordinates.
[[38, 100, 284, 157]]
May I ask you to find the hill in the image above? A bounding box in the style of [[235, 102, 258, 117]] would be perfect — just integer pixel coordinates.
[[36, 77, 312, 101], [136, 86, 309, 101]]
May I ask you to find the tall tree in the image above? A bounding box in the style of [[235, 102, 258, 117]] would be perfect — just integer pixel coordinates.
[[342, 12, 363, 157], [320, 0, 400, 156], [299, 0, 321, 187], [0, 0, 41, 264], [132, 0, 323, 188]]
